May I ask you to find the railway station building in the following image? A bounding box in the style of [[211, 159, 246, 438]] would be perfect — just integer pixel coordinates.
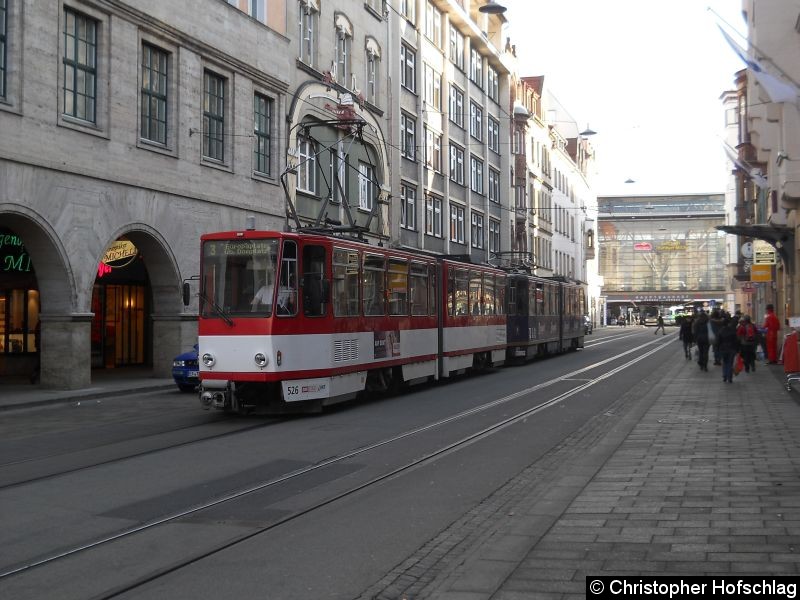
[[597, 193, 727, 325]]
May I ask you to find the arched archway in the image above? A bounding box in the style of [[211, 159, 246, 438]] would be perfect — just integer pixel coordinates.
[[91, 224, 188, 377], [0, 204, 83, 388]]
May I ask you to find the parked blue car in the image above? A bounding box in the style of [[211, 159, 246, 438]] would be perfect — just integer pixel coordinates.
[[172, 344, 199, 392]]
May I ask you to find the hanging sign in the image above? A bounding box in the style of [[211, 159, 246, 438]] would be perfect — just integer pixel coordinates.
[[102, 240, 138, 265], [753, 240, 776, 265]]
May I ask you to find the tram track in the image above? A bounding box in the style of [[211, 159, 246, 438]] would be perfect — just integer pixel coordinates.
[[0, 334, 674, 597], [0, 329, 662, 491], [0, 417, 276, 490]]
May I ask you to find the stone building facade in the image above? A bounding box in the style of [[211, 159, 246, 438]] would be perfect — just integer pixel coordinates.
[[0, 0, 596, 389], [0, 0, 292, 387]]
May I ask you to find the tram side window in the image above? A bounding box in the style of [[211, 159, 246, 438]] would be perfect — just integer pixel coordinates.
[[429, 266, 437, 316], [495, 275, 506, 315], [333, 248, 360, 317], [483, 276, 496, 315], [451, 268, 469, 316], [469, 271, 482, 315], [278, 241, 298, 316], [302, 244, 327, 317], [532, 282, 543, 316], [363, 254, 386, 316], [409, 262, 428, 316], [388, 259, 408, 316]]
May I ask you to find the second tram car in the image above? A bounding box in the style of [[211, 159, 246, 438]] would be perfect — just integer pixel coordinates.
[[194, 229, 584, 414]]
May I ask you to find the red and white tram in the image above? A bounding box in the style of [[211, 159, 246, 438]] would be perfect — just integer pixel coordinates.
[[195, 229, 583, 414]]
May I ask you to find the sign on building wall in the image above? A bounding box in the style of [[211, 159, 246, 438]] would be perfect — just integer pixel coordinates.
[[753, 240, 776, 265], [750, 264, 772, 282]]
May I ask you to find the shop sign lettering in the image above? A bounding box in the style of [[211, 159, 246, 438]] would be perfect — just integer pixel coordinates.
[[4, 253, 32, 272], [102, 240, 138, 264], [1, 235, 32, 272]]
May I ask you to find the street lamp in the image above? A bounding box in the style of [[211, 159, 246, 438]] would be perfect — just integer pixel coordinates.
[[479, 0, 507, 14], [579, 124, 597, 137]]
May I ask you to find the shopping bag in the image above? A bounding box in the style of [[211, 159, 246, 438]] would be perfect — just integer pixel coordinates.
[[734, 354, 744, 376]]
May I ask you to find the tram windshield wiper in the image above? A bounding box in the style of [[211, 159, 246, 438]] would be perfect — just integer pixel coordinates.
[[198, 290, 234, 327]]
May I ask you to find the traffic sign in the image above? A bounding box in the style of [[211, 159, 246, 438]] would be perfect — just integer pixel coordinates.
[[751, 264, 772, 282], [753, 240, 776, 265]]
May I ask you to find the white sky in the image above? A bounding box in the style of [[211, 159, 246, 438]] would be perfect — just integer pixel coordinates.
[[505, 0, 748, 197]]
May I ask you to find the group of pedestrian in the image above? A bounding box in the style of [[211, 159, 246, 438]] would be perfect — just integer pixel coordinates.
[[676, 304, 781, 383]]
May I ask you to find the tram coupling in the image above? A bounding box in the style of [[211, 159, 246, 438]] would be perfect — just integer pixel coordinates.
[[200, 380, 233, 411]]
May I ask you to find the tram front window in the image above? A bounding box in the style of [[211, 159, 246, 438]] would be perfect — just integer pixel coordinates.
[[201, 238, 279, 317]]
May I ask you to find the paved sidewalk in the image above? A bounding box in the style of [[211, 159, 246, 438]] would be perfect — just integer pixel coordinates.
[[361, 348, 800, 599], [0, 368, 175, 411]]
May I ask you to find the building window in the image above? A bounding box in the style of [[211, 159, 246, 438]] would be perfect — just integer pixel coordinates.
[[424, 127, 441, 172], [425, 2, 441, 47], [469, 102, 483, 141], [449, 25, 464, 70], [358, 162, 375, 211], [488, 117, 500, 153], [513, 127, 523, 154], [0, 0, 6, 99], [329, 145, 347, 203], [297, 136, 317, 193], [203, 70, 225, 161], [399, 0, 415, 22], [366, 47, 379, 104], [449, 143, 464, 185], [401, 183, 416, 230], [470, 156, 484, 194], [515, 184, 525, 210], [400, 43, 416, 92], [488, 168, 500, 204], [449, 84, 464, 128], [401, 112, 416, 160], [424, 64, 441, 110], [140, 44, 168, 145], [335, 27, 351, 86], [489, 219, 501, 253], [426, 194, 442, 237], [249, 0, 265, 21], [298, 0, 317, 66], [487, 66, 499, 103], [254, 93, 272, 176], [469, 48, 482, 88], [63, 8, 97, 122], [471, 212, 484, 249], [450, 203, 465, 243]]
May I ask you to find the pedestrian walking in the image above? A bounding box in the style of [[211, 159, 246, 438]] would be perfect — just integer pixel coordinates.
[[654, 314, 666, 335], [718, 316, 739, 383], [693, 311, 710, 371], [763, 304, 781, 364], [709, 308, 724, 366], [736, 315, 758, 373], [679, 314, 694, 359]]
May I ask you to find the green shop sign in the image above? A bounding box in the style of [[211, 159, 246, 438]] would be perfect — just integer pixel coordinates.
[[0, 233, 33, 273]]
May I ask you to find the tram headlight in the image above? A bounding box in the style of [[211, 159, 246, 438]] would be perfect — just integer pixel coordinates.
[[254, 353, 268, 368], [202, 353, 216, 367]]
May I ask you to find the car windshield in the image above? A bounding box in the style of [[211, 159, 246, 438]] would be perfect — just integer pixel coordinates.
[[201, 238, 279, 317]]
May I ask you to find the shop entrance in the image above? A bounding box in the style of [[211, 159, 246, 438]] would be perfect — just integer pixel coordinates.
[[91, 240, 151, 369], [0, 228, 40, 379]]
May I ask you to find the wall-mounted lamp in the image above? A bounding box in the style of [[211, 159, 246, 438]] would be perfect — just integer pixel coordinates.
[[479, 0, 507, 14]]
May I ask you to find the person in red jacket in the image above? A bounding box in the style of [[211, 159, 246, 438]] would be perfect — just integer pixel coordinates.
[[763, 304, 781, 364]]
